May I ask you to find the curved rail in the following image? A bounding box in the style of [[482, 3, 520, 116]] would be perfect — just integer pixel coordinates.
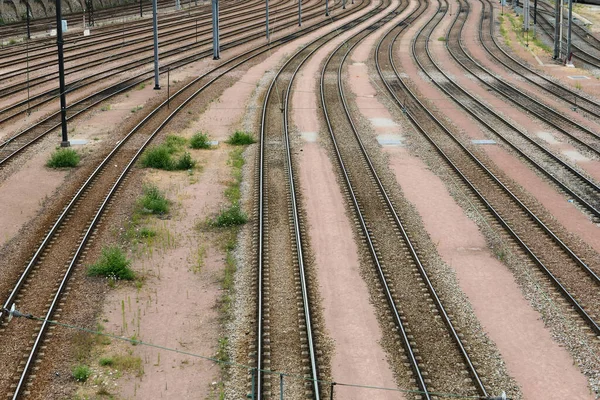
[[0, 0, 348, 167], [376, 0, 600, 337], [440, 0, 600, 220], [2, 4, 370, 396]]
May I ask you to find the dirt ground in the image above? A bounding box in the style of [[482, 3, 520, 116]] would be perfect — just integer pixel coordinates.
[[2, 0, 600, 399]]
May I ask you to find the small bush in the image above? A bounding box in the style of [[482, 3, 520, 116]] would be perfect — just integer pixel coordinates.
[[139, 184, 169, 214], [47, 148, 80, 168], [140, 138, 193, 171], [88, 246, 135, 281], [140, 145, 174, 170], [72, 365, 91, 382], [164, 135, 186, 151], [99, 357, 114, 366], [175, 152, 196, 170], [226, 131, 256, 145], [190, 132, 211, 149], [211, 204, 248, 227], [139, 227, 156, 238], [437, 36, 446, 41]]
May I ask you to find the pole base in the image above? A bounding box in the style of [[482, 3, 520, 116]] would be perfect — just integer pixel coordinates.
[[60, 140, 71, 148], [154, 85, 161, 90], [213, 56, 220, 60]]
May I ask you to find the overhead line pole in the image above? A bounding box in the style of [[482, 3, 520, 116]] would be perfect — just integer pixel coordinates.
[[566, 0, 573, 65], [153, 0, 161, 89], [212, 0, 220, 59], [298, 0, 301, 26], [266, 0, 270, 40], [54, 0, 69, 147], [553, 0, 561, 58]]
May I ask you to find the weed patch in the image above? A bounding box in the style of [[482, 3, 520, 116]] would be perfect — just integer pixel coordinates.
[[88, 246, 135, 281], [141, 136, 195, 171], [210, 204, 248, 227], [72, 365, 92, 382], [47, 148, 80, 168], [190, 132, 212, 149], [138, 184, 169, 214], [226, 130, 256, 145]]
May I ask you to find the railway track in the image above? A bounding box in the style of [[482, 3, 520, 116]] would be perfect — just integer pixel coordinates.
[[0, 0, 284, 90], [315, 0, 498, 397], [0, 0, 294, 120], [478, 0, 600, 120], [416, 0, 600, 222], [254, 2, 394, 398], [0, 2, 369, 397], [447, 0, 600, 154], [534, 4, 600, 69], [0, 0, 345, 168], [378, 0, 600, 349], [0, 0, 200, 40]]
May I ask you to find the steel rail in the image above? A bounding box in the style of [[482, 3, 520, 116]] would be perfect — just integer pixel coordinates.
[[0, 0, 349, 167], [0, 0, 247, 58], [440, 0, 600, 220], [5, 3, 371, 395], [319, 2, 435, 398], [257, 2, 388, 397], [0, 0, 212, 42], [0, 0, 299, 100], [446, 0, 600, 153], [347, 5, 488, 398], [533, 6, 600, 68], [0, 0, 312, 123], [376, 2, 600, 337], [0, 0, 291, 82], [418, 0, 600, 277], [477, 0, 600, 118]]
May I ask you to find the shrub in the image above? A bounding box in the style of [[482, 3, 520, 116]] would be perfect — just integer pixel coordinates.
[[164, 135, 187, 151], [190, 132, 211, 149], [140, 137, 194, 171], [139, 184, 169, 214], [87, 246, 135, 281], [211, 204, 248, 227], [47, 148, 80, 168], [99, 357, 114, 366], [140, 145, 174, 170], [72, 365, 91, 382], [226, 131, 255, 145], [175, 152, 196, 170], [139, 227, 156, 238]]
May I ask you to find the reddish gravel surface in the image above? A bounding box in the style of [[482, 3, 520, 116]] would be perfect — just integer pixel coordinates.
[[2, 0, 600, 398]]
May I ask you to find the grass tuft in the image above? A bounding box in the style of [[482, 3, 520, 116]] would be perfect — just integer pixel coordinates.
[[88, 246, 135, 281], [99, 357, 114, 366], [139, 184, 169, 214], [140, 145, 174, 170], [190, 132, 211, 149], [210, 204, 248, 227], [226, 130, 255, 145], [140, 136, 195, 171], [72, 365, 92, 382], [47, 148, 80, 168], [175, 152, 196, 170]]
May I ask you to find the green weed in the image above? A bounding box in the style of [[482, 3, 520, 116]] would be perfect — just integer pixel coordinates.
[[138, 184, 169, 214], [190, 132, 211, 149], [88, 246, 135, 281], [210, 204, 248, 227], [72, 365, 92, 382], [47, 148, 80, 168], [226, 130, 256, 145]]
